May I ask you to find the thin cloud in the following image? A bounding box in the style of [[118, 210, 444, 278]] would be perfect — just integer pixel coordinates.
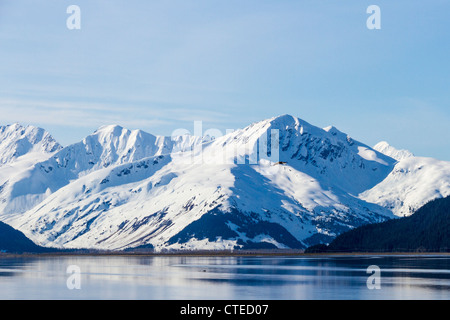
[[0, 97, 233, 130]]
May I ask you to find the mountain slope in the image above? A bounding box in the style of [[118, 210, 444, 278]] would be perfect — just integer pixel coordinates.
[[360, 156, 450, 216], [0, 124, 62, 218], [5, 115, 397, 251], [0, 220, 50, 253], [0, 125, 203, 218], [0, 123, 61, 166], [1, 115, 449, 251], [306, 195, 450, 253], [373, 141, 414, 161]]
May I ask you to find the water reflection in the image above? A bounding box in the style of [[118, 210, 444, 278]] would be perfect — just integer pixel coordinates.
[[0, 255, 448, 300]]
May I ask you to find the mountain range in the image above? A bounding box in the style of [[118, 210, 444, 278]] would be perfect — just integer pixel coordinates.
[[0, 115, 449, 252]]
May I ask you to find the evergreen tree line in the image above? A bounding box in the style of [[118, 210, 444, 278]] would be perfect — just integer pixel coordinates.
[[306, 196, 450, 253]]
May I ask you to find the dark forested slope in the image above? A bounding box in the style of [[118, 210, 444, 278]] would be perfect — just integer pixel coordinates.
[[306, 196, 450, 253], [0, 221, 50, 253]]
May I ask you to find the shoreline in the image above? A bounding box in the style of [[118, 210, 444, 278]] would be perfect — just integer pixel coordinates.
[[1, 250, 449, 259]]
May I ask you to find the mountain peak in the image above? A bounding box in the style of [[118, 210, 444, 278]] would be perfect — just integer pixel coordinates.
[[269, 113, 297, 122], [266, 114, 305, 127], [1, 122, 28, 133], [323, 125, 343, 135], [247, 114, 317, 137], [94, 124, 127, 135], [0, 123, 62, 165], [373, 141, 414, 161]]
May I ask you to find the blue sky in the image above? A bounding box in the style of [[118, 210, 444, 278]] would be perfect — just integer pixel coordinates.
[[0, 0, 449, 160]]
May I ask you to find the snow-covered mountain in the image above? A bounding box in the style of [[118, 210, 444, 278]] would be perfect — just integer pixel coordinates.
[[0, 124, 62, 218], [0, 124, 203, 217], [362, 141, 450, 217], [0, 123, 61, 166], [0, 116, 449, 251], [360, 156, 450, 217], [373, 141, 414, 161]]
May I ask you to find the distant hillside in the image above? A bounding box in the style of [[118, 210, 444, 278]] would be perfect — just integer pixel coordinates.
[[0, 221, 51, 253], [306, 196, 450, 253]]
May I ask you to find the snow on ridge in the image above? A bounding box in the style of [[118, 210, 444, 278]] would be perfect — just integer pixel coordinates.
[[1, 115, 449, 250], [360, 156, 450, 217], [373, 141, 414, 161], [0, 123, 62, 166]]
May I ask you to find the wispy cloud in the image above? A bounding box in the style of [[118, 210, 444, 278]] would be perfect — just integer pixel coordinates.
[[0, 97, 233, 129]]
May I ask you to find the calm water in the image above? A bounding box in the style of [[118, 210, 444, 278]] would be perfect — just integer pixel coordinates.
[[0, 254, 448, 300]]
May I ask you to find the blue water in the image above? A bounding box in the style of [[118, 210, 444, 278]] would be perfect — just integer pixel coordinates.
[[0, 254, 449, 300]]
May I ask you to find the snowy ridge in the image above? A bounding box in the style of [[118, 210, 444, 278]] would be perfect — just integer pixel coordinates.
[[0, 124, 62, 217], [362, 142, 450, 216], [0, 125, 203, 218], [373, 141, 414, 161], [0, 123, 61, 166], [360, 156, 450, 217], [0, 115, 449, 251]]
